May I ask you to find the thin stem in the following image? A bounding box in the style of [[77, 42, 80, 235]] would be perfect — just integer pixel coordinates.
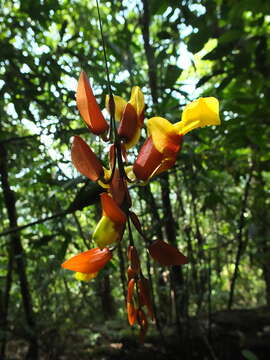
[[127, 215, 134, 246], [95, 0, 117, 143], [95, 0, 112, 97], [95, 0, 136, 185]]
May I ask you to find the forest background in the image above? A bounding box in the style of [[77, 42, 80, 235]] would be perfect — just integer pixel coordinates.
[[0, 0, 270, 359]]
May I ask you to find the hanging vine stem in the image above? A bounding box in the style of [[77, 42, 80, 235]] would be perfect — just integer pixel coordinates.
[[127, 215, 134, 246], [95, 0, 112, 98], [95, 0, 136, 187]]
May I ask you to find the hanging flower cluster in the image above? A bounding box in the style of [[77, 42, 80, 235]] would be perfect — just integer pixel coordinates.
[[62, 71, 220, 339]]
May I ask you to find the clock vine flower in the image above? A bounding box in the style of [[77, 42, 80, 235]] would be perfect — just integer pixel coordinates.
[[62, 71, 220, 339]]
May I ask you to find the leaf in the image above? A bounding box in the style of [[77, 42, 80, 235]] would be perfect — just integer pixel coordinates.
[[218, 75, 233, 91], [67, 182, 103, 212], [188, 31, 209, 53], [196, 70, 224, 88], [241, 350, 258, 360], [157, 31, 171, 40], [203, 44, 233, 60], [164, 65, 182, 88], [219, 30, 243, 44], [150, 0, 169, 15]]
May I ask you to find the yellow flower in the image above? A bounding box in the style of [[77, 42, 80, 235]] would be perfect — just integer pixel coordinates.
[[174, 97, 220, 135], [133, 97, 220, 181], [106, 87, 145, 149]]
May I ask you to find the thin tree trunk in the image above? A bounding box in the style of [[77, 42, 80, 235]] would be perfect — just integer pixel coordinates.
[[0, 143, 38, 359], [141, 0, 186, 335], [138, 186, 167, 336], [117, 242, 127, 302], [228, 170, 253, 310], [252, 169, 270, 306], [97, 273, 115, 319], [160, 173, 186, 321], [141, 0, 158, 104], [263, 263, 270, 306], [139, 185, 163, 239], [0, 246, 13, 358]]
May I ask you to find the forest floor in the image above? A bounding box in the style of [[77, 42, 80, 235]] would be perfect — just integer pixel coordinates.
[[5, 307, 270, 360]]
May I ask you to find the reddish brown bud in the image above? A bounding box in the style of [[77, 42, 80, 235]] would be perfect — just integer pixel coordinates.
[[127, 301, 137, 326], [127, 278, 135, 303], [127, 266, 137, 280], [128, 246, 140, 273]]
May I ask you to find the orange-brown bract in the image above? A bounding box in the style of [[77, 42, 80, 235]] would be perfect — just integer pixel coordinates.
[[133, 137, 163, 181], [148, 239, 188, 266], [101, 192, 126, 224], [118, 103, 138, 142], [128, 246, 140, 273], [61, 248, 112, 274], [76, 71, 109, 135], [71, 136, 104, 181]]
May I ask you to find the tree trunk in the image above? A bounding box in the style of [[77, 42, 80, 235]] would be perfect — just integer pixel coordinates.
[[160, 173, 186, 320], [0, 143, 38, 359], [228, 170, 252, 310]]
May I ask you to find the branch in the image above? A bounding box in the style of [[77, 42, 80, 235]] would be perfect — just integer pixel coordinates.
[[0, 182, 103, 238], [0, 210, 69, 238], [141, 0, 158, 103], [0, 135, 39, 145]]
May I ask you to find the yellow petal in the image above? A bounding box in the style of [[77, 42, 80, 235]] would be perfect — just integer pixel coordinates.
[[125, 127, 141, 150], [97, 167, 111, 189], [129, 86, 144, 117], [74, 272, 98, 282], [93, 216, 122, 249], [147, 117, 181, 155], [174, 97, 220, 135], [125, 166, 136, 181], [105, 95, 127, 122]]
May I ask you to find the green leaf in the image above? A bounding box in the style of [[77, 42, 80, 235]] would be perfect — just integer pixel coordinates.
[[164, 65, 182, 88], [219, 30, 243, 44], [150, 0, 169, 15], [188, 31, 209, 53], [241, 350, 258, 360]]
